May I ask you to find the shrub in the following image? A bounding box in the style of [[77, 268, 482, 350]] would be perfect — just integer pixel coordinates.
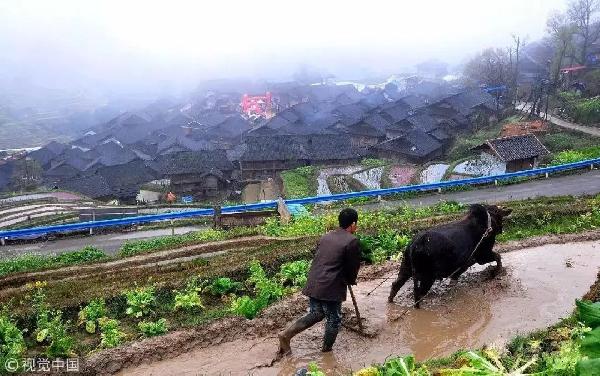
[[98, 318, 126, 349], [358, 231, 411, 264], [138, 318, 168, 337], [173, 289, 204, 311], [30, 282, 74, 357], [124, 286, 156, 318], [229, 295, 266, 320], [278, 260, 311, 288], [206, 277, 242, 296], [230, 261, 287, 319], [78, 298, 107, 333], [0, 312, 26, 372], [573, 96, 600, 125]]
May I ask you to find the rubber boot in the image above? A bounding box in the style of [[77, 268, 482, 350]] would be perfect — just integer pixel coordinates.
[[277, 314, 322, 357], [321, 325, 339, 352]]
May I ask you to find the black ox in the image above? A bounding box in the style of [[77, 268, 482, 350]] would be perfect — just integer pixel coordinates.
[[388, 204, 512, 307]]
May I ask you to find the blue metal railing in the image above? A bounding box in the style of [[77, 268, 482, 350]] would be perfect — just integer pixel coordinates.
[[1, 158, 598, 240]]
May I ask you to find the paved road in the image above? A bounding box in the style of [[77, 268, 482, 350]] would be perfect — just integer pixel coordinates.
[[517, 103, 600, 137], [0, 225, 206, 259], [2, 169, 600, 260], [319, 168, 600, 212]]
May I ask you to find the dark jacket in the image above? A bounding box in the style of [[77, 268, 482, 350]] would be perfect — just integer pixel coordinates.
[[302, 228, 361, 302]]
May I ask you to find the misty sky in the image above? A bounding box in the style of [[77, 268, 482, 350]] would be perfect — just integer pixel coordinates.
[[0, 0, 568, 96]]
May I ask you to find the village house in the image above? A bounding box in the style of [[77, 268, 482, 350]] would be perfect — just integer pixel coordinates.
[[239, 134, 365, 180], [371, 129, 443, 163], [151, 150, 234, 201], [473, 134, 550, 173]]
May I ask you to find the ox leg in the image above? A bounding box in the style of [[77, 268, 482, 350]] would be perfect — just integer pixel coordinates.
[[414, 275, 434, 309], [388, 263, 411, 303], [493, 251, 502, 275]]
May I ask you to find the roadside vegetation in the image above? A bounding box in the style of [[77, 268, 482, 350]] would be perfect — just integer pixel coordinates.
[[557, 91, 600, 126], [281, 166, 318, 198], [551, 145, 600, 165]]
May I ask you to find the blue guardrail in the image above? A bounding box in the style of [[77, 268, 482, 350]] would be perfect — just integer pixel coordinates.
[[1, 158, 599, 240]]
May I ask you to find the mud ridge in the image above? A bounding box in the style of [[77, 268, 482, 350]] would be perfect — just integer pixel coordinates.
[[495, 229, 600, 253], [81, 294, 309, 375], [0, 236, 300, 290]]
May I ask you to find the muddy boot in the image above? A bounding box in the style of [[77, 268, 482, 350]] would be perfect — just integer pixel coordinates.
[[277, 314, 322, 358], [321, 326, 339, 353]]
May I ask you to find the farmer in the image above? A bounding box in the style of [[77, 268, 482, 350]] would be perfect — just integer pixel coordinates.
[[277, 208, 361, 356]]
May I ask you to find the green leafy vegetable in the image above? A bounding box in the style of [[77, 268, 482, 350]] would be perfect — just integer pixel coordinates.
[[577, 300, 600, 328]]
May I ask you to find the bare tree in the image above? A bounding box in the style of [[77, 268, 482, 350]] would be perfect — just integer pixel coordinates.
[[463, 48, 512, 88], [547, 11, 577, 82], [510, 35, 526, 105], [567, 0, 600, 64]]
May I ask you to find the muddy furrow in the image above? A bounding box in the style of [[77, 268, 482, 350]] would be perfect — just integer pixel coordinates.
[[73, 235, 600, 376], [0, 236, 297, 290]]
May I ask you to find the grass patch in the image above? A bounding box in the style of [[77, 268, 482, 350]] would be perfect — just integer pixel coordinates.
[[540, 129, 599, 153], [281, 166, 318, 199], [0, 246, 107, 277], [361, 158, 388, 169], [551, 145, 600, 165], [118, 227, 257, 257]]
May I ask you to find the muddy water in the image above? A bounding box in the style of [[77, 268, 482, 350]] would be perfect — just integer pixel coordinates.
[[121, 240, 600, 376]]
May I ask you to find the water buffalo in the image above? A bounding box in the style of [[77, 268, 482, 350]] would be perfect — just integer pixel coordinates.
[[388, 204, 512, 307]]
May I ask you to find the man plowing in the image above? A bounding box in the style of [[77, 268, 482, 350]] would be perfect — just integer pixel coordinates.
[[277, 208, 361, 357]]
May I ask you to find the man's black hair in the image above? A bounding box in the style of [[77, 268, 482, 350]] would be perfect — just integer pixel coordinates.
[[338, 208, 358, 229]]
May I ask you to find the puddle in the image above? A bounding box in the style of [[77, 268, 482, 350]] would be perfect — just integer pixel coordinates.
[[119, 240, 600, 376]]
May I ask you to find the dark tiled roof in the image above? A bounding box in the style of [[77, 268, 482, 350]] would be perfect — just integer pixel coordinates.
[[44, 163, 82, 180], [0, 162, 14, 190], [278, 108, 301, 123], [53, 147, 98, 171], [363, 113, 392, 131], [29, 142, 67, 167], [333, 93, 356, 106], [91, 141, 139, 167], [157, 135, 215, 155], [164, 111, 196, 127], [380, 102, 412, 123], [338, 122, 386, 138], [333, 103, 369, 124], [399, 95, 428, 109], [241, 134, 364, 162], [57, 174, 113, 199], [152, 150, 233, 175], [360, 92, 389, 109], [373, 129, 442, 158], [477, 134, 550, 162], [195, 111, 228, 127], [407, 114, 439, 132], [203, 115, 250, 140], [291, 102, 319, 119], [96, 160, 157, 199], [429, 128, 451, 141], [445, 89, 496, 115], [277, 120, 337, 136]]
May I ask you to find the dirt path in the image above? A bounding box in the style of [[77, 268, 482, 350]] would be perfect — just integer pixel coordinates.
[[517, 102, 600, 137], [116, 240, 600, 376]]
